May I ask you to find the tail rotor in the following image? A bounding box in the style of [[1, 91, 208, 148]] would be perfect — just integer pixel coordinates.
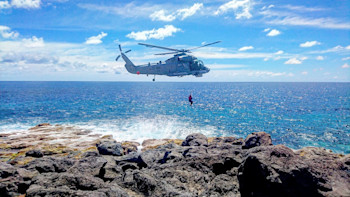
[[116, 44, 131, 62]]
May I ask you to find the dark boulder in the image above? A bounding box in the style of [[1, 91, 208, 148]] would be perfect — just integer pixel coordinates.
[[238, 145, 350, 197], [25, 157, 75, 173], [68, 155, 107, 177], [25, 149, 44, 158], [182, 133, 208, 147], [242, 132, 272, 149], [97, 139, 123, 156], [133, 171, 157, 196]]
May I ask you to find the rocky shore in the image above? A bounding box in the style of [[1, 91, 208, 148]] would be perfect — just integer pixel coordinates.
[[0, 123, 349, 196]]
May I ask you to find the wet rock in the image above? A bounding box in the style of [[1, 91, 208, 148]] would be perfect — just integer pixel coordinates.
[[182, 133, 208, 147], [242, 132, 272, 149], [29, 123, 51, 130], [25, 149, 44, 158], [97, 139, 123, 156]]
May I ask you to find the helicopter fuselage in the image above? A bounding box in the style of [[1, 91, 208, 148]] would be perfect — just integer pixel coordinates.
[[123, 53, 210, 77]]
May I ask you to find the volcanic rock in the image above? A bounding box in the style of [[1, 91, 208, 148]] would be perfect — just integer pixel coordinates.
[[181, 133, 208, 147], [96, 139, 123, 156], [242, 131, 273, 149], [25, 149, 44, 158]]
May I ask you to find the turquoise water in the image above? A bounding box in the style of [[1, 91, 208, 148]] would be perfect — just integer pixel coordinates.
[[0, 82, 349, 153]]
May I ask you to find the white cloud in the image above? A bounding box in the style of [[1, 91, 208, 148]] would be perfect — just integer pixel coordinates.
[[85, 32, 108, 45], [215, 0, 253, 19], [285, 58, 302, 64], [150, 10, 176, 22], [150, 3, 203, 22], [300, 41, 321, 47], [177, 3, 203, 20], [342, 57, 350, 61], [261, 4, 274, 10], [126, 25, 181, 41], [0, 25, 19, 39], [310, 45, 350, 54], [316, 56, 324, 60], [263, 28, 270, 32], [275, 50, 284, 55], [12, 0, 40, 8], [247, 71, 288, 77], [301, 71, 308, 75], [266, 15, 350, 30], [0, 1, 11, 9], [22, 36, 44, 47], [266, 29, 280, 36], [193, 50, 290, 60], [238, 46, 253, 51], [0, 0, 41, 9], [341, 63, 349, 68], [283, 5, 326, 12]]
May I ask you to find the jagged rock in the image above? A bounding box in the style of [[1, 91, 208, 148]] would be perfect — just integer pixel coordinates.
[[242, 132, 272, 149], [133, 171, 157, 196], [0, 128, 349, 197], [209, 137, 244, 146], [122, 141, 139, 154], [25, 157, 75, 173], [68, 155, 107, 177], [97, 139, 123, 156], [205, 174, 240, 197], [238, 145, 350, 197], [26, 172, 129, 197], [25, 149, 44, 158], [0, 163, 17, 178], [182, 133, 208, 147], [16, 168, 37, 181]]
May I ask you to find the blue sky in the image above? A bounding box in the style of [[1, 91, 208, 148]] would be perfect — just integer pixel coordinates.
[[0, 0, 349, 82]]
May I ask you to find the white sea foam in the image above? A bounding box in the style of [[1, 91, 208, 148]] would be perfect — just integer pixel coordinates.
[[0, 123, 32, 134], [76, 114, 218, 143]]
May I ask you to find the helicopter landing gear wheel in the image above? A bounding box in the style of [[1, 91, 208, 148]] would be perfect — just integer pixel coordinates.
[[153, 75, 155, 81]]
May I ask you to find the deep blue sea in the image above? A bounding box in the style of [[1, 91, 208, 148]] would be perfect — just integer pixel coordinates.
[[0, 82, 349, 154]]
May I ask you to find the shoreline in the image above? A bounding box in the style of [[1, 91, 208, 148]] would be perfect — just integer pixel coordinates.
[[0, 123, 349, 196], [0, 122, 347, 155]]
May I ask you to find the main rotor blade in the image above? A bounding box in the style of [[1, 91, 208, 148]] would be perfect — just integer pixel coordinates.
[[187, 41, 221, 51], [116, 55, 120, 61], [119, 45, 122, 52], [154, 52, 179, 55], [125, 49, 131, 53], [139, 43, 180, 52]]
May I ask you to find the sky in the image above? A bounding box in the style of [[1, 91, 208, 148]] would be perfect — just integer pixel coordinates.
[[0, 0, 349, 82]]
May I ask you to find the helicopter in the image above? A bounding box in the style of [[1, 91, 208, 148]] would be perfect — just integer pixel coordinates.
[[115, 41, 221, 81]]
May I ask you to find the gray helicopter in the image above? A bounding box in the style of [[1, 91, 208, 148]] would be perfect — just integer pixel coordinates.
[[115, 41, 221, 81]]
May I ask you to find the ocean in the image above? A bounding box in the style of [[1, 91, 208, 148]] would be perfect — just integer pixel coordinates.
[[0, 81, 349, 154]]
